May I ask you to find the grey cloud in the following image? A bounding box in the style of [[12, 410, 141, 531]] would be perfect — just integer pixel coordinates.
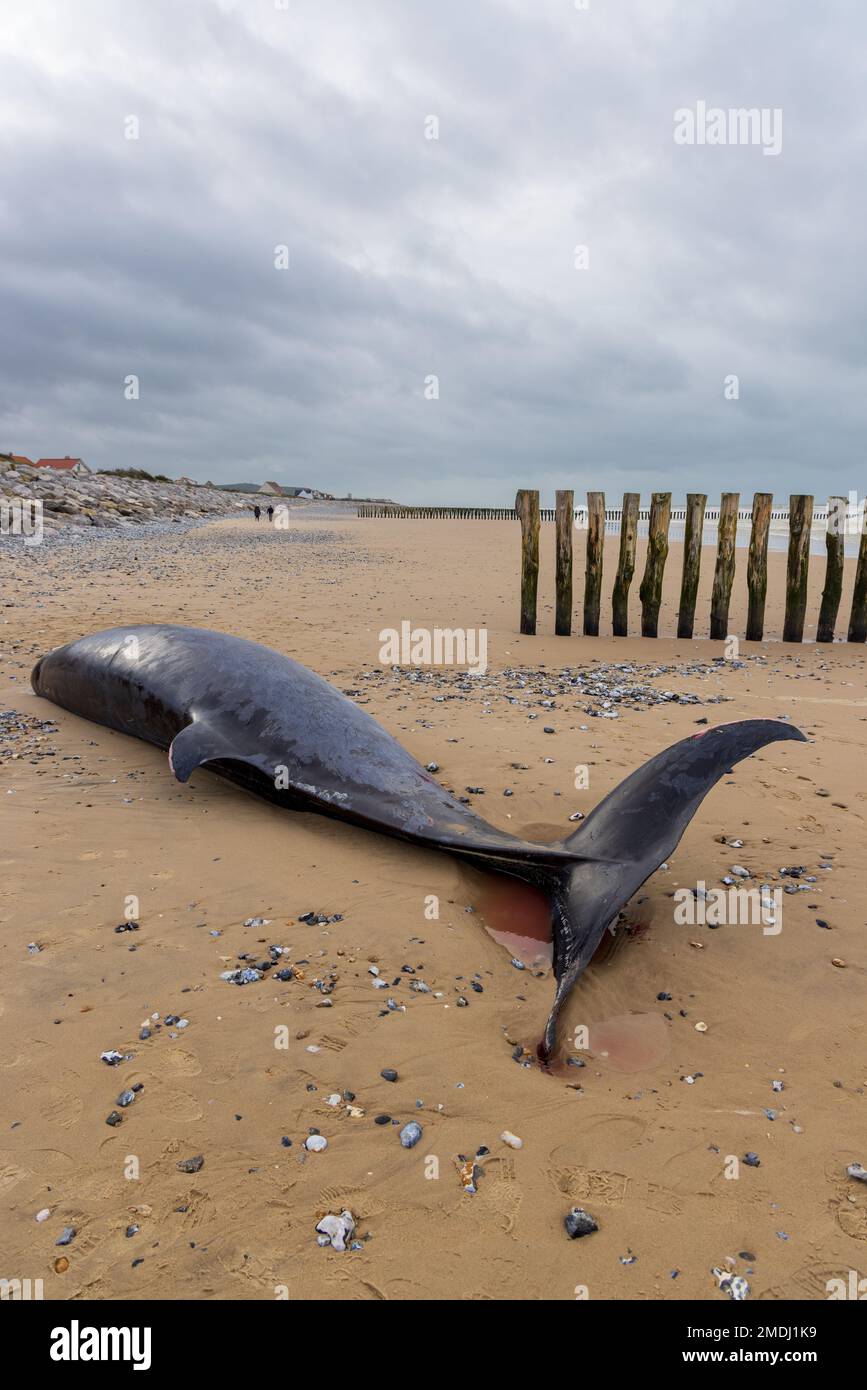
[[1, 0, 865, 501]]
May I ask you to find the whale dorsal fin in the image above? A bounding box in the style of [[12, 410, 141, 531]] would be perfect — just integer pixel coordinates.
[[169, 720, 238, 783]]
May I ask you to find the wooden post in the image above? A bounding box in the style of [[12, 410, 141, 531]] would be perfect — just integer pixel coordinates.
[[612, 493, 639, 636], [817, 496, 845, 642], [783, 495, 813, 642], [745, 493, 773, 641], [849, 507, 867, 642], [677, 493, 706, 638], [554, 490, 574, 636], [555, 489, 575, 636], [709, 492, 739, 640], [515, 489, 540, 635], [639, 492, 671, 637], [583, 491, 605, 636]]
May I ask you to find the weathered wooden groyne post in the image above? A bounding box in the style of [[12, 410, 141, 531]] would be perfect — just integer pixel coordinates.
[[849, 505, 867, 642], [816, 495, 846, 642], [554, 489, 574, 636], [639, 492, 671, 637], [583, 491, 605, 636], [676, 492, 706, 638], [783, 494, 813, 642], [745, 493, 773, 641], [515, 489, 540, 635], [611, 492, 639, 636], [709, 492, 739, 639]]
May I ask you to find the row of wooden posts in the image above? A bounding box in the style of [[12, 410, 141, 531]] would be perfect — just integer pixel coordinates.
[[514, 490, 867, 644]]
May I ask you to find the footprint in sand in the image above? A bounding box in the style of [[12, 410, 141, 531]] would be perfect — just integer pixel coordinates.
[[314, 1183, 388, 1222], [550, 1113, 648, 1155], [759, 1264, 863, 1300], [477, 1154, 523, 1234], [330, 1008, 379, 1040], [152, 1088, 203, 1124], [161, 1186, 216, 1230], [206, 1051, 240, 1085], [547, 1163, 629, 1207], [159, 1047, 203, 1079], [825, 1151, 867, 1240], [0, 1160, 31, 1195], [41, 1088, 85, 1129]]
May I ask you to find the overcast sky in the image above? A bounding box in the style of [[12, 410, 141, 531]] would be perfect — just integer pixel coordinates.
[[1, 1, 864, 503]]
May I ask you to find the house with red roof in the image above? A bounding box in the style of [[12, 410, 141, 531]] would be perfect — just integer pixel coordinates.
[[36, 456, 91, 475]]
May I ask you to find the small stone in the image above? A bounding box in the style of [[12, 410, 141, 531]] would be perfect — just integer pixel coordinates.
[[714, 1267, 750, 1300], [305, 1135, 328, 1152], [36, 1208, 50, 1223], [564, 1207, 598, 1239], [315, 1210, 355, 1251], [55, 1226, 76, 1247], [846, 1163, 867, 1183], [177, 1154, 204, 1173], [106, 1111, 123, 1127], [500, 1131, 523, 1149], [117, 1090, 136, 1107], [380, 1068, 398, 1082], [400, 1121, 423, 1148], [743, 1152, 761, 1168], [374, 1115, 392, 1126]]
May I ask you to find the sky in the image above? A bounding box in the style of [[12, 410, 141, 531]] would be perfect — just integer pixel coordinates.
[[1, 0, 865, 504]]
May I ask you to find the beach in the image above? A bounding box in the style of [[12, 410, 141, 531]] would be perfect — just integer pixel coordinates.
[[1, 510, 865, 1302]]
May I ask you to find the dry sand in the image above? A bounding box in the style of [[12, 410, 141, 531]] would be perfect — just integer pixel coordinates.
[[1, 511, 865, 1301]]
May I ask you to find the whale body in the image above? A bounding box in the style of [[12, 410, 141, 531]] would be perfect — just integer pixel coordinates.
[[31, 624, 807, 1054]]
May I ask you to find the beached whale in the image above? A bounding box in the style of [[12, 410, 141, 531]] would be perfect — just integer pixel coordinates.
[[31, 625, 806, 1055]]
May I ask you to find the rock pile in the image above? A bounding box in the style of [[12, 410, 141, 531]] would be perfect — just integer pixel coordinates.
[[0, 457, 248, 532]]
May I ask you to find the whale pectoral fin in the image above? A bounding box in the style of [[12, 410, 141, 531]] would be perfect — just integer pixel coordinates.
[[169, 721, 237, 783]]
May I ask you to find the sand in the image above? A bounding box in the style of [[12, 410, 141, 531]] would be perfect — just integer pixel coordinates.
[[1, 510, 865, 1301]]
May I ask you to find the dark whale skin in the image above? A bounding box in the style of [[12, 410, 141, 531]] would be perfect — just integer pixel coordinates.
[[31, 624, 807, 1054]]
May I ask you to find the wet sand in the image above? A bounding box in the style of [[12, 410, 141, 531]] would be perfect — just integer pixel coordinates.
[[1, 512, 865, 1301]]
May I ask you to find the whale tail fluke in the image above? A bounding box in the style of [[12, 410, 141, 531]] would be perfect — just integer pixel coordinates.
[[541, 718, 807, 1057]]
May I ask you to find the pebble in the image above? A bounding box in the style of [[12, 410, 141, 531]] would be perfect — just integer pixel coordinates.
[[400, 1121, 423, 1149], [177, 1155, 204, 1173], [55, 1227, 76, 1247], [714, 1267, 750, 1300], [743, 1152, 761, 1168], [500, 1131, 523, 1149], [36, 1208, 50, 1222], [105, 1111, 123, 1127], [846, 1163, 867, 1183], [564, 1207, 598, 1239], [380, 1068, 398, 1082], [316, 1210, 355, 1251], [305, 1135, 328, 1152], [117, 1090, 136, 1107]]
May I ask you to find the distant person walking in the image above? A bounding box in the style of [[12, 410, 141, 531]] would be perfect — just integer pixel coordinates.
[[267, 504, 274, 522], [253, 504, 261, 521]]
